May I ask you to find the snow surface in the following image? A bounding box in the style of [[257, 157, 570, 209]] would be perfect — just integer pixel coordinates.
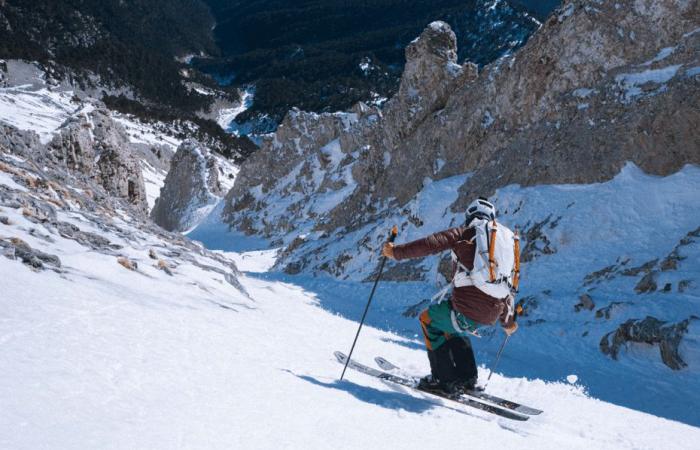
[[217, 87, 254, 133], [141, 161, 167, 210], [112, 115, 182, 151], [615, 65, 682, 101], [3, 162, 700, 448], [0, 86, 78, 144]]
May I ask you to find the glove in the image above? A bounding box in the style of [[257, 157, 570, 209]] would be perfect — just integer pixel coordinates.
[[382, 242, 396, 259], [503, 321, 518, 336]]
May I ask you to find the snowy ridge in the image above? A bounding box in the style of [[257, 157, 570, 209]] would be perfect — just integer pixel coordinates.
[[2, 152, 700, 448], [0, 63, 243, 217]]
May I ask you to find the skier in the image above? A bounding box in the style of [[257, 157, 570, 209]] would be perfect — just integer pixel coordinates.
[[382, 197, 519, 394]]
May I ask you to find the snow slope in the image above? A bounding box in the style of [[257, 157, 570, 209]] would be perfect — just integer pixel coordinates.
[[3, 159, 700, 448], [0, 86, 79, 144], [198, 163, 700, 426]]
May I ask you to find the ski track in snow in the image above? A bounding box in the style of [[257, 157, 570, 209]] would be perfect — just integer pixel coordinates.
[[3, 167, 700, 448]]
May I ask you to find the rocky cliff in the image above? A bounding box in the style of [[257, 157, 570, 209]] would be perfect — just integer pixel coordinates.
[[223, 0, 700, 276], [151, 140, 226, 232], [49, 106, 149, 212]]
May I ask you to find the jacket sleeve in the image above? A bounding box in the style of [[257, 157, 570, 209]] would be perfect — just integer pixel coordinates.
[[392, 227, 464, 260]]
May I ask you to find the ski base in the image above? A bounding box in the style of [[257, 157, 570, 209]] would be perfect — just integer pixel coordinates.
[[374, 356, 543, 416], [335, 352, 529, 421]]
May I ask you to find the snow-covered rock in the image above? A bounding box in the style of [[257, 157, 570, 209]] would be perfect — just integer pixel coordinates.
[[151, 140, 225, 232]]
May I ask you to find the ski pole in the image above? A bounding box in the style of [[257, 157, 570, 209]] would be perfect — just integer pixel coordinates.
[[484, 301, 523, 389], [340, 225, 398, 381]]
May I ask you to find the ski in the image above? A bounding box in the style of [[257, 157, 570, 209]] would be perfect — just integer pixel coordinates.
[[334, 351, 529, 421], [374, 355, 543, 416]]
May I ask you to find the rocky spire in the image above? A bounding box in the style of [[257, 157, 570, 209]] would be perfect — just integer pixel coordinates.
[[151, 140, 224, 232]]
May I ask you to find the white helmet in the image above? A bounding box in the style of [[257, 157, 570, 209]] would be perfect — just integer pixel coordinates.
[[466, 197, 496, 222]]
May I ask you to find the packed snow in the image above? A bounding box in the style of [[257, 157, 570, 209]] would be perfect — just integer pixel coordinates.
[[3, 156, 700, 448]]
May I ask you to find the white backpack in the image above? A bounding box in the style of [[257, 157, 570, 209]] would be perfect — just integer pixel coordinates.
[[451, 218, 520, 299]]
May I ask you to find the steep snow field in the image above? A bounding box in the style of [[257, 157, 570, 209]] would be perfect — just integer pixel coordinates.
[[193, 163, 700, 426], [4, 169, 700, 449]]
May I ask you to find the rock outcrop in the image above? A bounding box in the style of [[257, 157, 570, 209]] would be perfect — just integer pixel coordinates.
[[151, 140, 224, 232], [224, 0, 700, 279], [0, 137, 246, 295], [0, 123, 42, 158], [600, 316, 698, 370], [47, 106, 148, 212]]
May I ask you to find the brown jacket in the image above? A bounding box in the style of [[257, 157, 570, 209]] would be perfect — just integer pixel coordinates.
[[393, 226, 513, 327]]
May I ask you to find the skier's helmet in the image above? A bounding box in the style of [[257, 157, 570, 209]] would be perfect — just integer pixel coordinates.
[[466, 197, 496, 222]]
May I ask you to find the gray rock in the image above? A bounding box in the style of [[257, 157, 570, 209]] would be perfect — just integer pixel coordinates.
[[1, 237, 61, 270], [678, 280, 692, 293], [0, 123, 43, 158], [47, 107, 148, 212], [56, 221, 121, 252], [575, 293, 595, 312], [595, 301, 632, 320], [151, 140, 223, 232], [600, 315, 698, 370], [635, 272, 658, 294]]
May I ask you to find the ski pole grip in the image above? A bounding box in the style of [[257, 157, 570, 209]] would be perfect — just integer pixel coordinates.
[[388, 225, 398, 243]]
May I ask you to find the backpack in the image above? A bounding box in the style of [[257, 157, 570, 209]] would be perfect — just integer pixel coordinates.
[[452, 218, 521, 299]]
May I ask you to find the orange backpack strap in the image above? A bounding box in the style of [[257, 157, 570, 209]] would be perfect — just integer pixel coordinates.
[[512, 228, 521, 291], [488, 220, 497, 282]]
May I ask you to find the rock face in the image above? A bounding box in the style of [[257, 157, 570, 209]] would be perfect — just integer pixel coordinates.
[[47, 107, 148, 213], [224, 0, 700, 278], [223, 20, 478, 237], [0, 123, 42, 157], [151, 140, 224, 232], [0, 131, 247, 296]]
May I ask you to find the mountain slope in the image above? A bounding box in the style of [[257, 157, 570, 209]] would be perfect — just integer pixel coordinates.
[[2, 156, 700, 447], [208, 0, 700, 424]]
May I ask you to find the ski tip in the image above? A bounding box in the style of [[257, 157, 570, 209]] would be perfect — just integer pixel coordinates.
[[516, 407, 543, 416], [334, 351, 347, 363], [374, 356, 398, 370]]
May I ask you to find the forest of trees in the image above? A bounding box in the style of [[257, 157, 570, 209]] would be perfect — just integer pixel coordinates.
[[0, 0, 219, 114], [0, 0, 560, 134], [196, 0, 554, 124]]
